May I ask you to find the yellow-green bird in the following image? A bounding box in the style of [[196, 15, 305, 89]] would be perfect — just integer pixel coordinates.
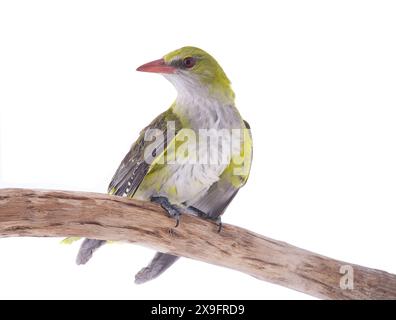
[[74, 46, 253, 284]]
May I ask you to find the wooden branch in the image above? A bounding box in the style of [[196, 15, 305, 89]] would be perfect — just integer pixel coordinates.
[[0, 188, 395, 299]]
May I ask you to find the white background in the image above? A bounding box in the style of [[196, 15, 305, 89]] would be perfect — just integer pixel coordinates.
[[0, 0, 395, 299]]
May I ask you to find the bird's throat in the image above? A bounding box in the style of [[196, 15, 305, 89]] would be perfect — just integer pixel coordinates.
[[172, 94, 241, 131]]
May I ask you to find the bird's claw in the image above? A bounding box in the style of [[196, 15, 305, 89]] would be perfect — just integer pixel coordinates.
[[174, 216, 180, 228], [164, 204, 181, 228], [169, 209, 180, 228], [151, 196, 181, 228], [215, 217, 222, 233]]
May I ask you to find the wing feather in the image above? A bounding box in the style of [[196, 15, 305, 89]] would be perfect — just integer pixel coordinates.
[[108, 109, 182, 197]]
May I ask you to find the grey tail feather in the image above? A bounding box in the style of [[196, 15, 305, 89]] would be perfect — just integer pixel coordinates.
[[76, 238, 106, 265], [134, 252, 179, 284]]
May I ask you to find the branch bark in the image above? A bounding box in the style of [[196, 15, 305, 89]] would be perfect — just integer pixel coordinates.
[[0, 188, 395, 299]]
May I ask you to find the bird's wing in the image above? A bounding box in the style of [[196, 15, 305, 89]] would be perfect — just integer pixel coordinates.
[[108, 108, 182, 197], [189, 120, 253, 218], [71, 109, 182, 265]]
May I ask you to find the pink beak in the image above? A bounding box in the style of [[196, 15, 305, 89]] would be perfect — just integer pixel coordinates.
[[136, 58, 176, 74]]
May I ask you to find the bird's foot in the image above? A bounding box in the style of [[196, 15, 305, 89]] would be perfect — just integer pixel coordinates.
[[151, 196, 181, 227], [188, 206, 222, 233], [214, 216, 223, 233]]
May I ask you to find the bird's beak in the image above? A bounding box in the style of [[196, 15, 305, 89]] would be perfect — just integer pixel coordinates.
[[136, 58, 176, 74]]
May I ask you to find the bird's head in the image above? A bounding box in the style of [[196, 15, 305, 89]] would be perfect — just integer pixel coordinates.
[[137, 46, 234, 102]]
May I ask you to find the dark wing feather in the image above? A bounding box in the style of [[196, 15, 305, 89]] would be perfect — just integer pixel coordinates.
[[189, 177, 240, 219], [108, 109, 181, 197]]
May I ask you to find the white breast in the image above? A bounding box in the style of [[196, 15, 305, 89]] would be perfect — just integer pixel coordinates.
[[135, 91, 244, 205]]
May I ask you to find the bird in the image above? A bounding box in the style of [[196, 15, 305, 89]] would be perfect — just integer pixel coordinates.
[[71, 46, 253, 284]]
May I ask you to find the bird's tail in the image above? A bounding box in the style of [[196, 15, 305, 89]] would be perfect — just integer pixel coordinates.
[[75, 240, 179, 284], [134, 252, 179, 284], [76, 238, 106, 265]]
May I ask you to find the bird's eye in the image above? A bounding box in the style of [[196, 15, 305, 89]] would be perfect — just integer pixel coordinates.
[[182, 57, 196, 68]]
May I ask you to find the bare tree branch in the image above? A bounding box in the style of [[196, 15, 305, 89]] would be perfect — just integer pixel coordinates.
[[0, 188, 395, 299]]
